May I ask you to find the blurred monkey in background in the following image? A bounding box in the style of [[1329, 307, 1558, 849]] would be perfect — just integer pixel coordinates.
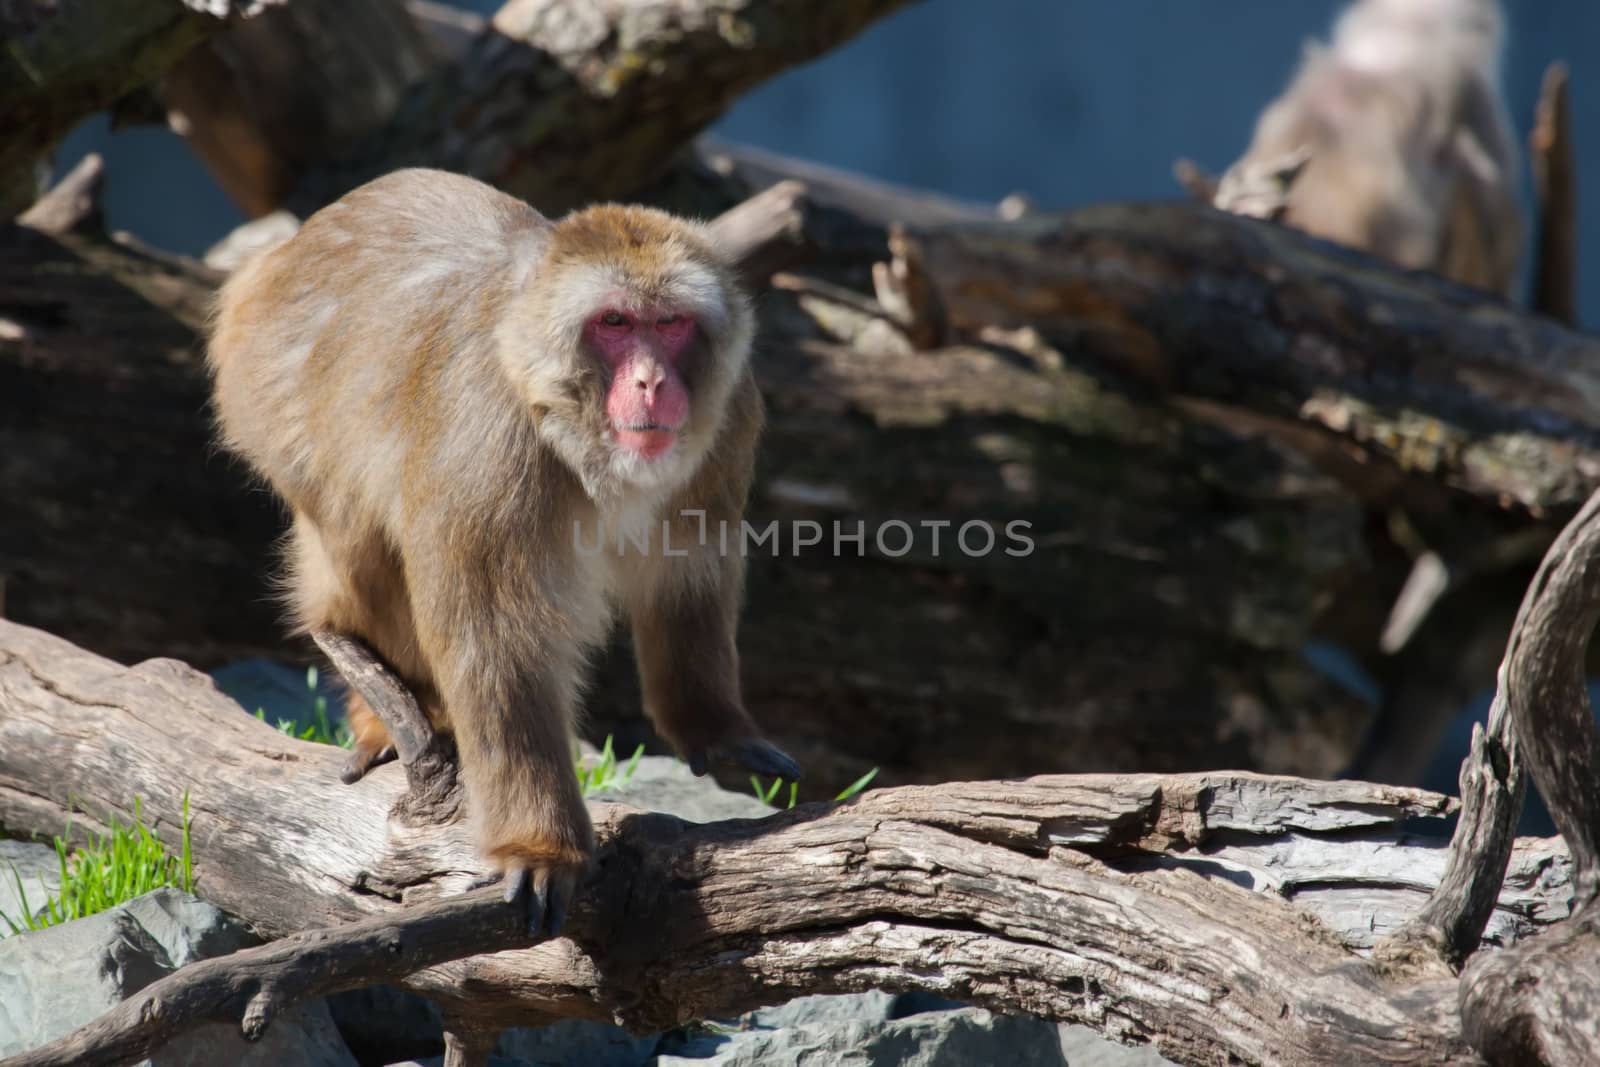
[[1214, 0, 1523, 297]]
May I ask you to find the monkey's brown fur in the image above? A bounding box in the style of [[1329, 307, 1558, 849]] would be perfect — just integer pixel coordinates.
[[1215, 0, 1523, 297], [208, 169, 786, 912]]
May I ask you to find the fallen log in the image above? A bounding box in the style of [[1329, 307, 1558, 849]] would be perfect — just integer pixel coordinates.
[[0, 616, 1575, 1066]]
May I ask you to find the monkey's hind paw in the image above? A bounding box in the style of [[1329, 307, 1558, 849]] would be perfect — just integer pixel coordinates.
[[339, 742, 397, 785], [688, 738, 802, 781], [471, 863, 580, 939]]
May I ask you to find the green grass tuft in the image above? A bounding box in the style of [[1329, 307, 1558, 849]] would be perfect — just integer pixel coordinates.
[[255, 665, 353, 748], [1, 794, 194, 935], [751, 766, 880, 809], [577, 735, 646, 797]]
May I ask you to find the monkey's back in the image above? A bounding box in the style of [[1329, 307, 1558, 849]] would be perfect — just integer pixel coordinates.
[[1219, 0, 1522, 297], [208, 169, 552, 535]]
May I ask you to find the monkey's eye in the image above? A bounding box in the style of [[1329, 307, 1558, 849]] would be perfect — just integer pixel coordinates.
[[657, 314, 683, 327], [599, 310, 630, 328]]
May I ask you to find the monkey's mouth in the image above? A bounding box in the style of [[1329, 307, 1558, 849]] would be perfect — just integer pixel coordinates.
[[612, 423, 678, 459]]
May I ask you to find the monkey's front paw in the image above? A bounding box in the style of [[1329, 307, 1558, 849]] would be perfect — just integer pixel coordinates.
[[688, 737, 802, 781], [471, 860, 584, 939]]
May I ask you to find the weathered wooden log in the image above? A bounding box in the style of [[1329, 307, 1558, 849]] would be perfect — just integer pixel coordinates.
[[0, 0, 282, 220], [0, 617, 1579, 1066]]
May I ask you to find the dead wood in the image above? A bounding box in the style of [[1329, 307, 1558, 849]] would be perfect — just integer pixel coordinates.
[[162, 0, 440, 217], [895, 203, 1600, 513], [14, 154, 106, 237], [310, 631, 459, 815], [0, 0, 281, 221], [288, 0, 916, 217], [1530, 62, 1578, 327], [1451, 488, 1600, 1064], [1171, 158, 1219, 203], [0, 616, 1581, 1067]]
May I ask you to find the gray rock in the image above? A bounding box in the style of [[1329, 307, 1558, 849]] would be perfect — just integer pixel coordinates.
[[0, 839, 60, 937], [590, 754, 775, 823], [497, 1018, 657, 1067], [1058, 1026, 1177, 1066], [386, 1057, 527, 1067], [0, 887, 357, 1066], [739, 991, 898, 1030], [329, 983, 443, 1065], [655, 1001, 1066, 1066]]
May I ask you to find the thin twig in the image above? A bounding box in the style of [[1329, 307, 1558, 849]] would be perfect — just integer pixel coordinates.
[[1530, 61, 1577, 326]]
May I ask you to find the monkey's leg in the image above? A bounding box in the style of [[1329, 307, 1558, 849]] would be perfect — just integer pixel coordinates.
[[408, 548, 595, 938], [630, 563, 801, 782], [340, 690, 398, 784]]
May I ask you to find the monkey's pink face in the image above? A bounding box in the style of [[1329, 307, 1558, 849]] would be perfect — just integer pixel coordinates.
[[589, 307, 696, 460]]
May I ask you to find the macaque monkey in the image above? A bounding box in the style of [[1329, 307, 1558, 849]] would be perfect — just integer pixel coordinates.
[[208, 168, 800, 933], [1213, 0, 1523, 297]]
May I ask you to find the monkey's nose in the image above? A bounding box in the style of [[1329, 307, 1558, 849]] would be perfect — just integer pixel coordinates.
[[633, 363, 665, 397]]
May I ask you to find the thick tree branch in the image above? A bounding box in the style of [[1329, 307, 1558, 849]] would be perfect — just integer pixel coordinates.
[[290, 0, 916, 216], [1369, 490, 1600, 966], [1500, 488, 1600, 900], [0, 0, 281, 220], [1380, 688, 1524, 969], [14, 154, 106, 237], [1451, 487, 1600, 1065], [163, 0, 440, 217], [0, 618, 1579, 1066]]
